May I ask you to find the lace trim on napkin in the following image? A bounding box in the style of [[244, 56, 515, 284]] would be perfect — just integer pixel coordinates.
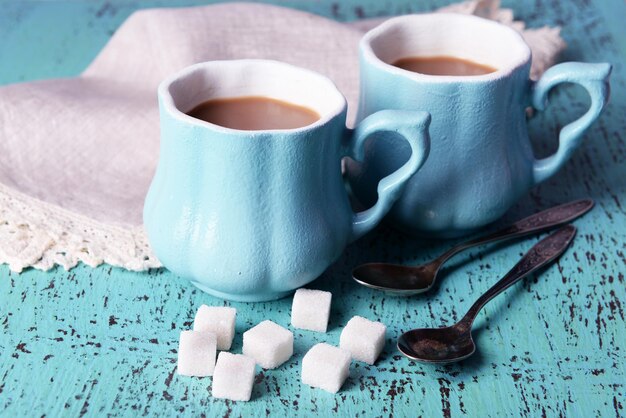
[[0, 0, 565, 272], [0, 183, 159, 272]]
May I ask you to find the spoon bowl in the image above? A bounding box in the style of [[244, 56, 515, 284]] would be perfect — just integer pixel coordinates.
[[352, 263, 437, 295], [398, 326, 475, 363]]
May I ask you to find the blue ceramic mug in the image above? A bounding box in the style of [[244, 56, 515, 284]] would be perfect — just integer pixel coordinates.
[[144, 60, 431, 301], [347, 13, 611, 238]]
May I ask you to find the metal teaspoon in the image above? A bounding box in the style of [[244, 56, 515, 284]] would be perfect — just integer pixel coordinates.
[[397, 225, 577, 363], [352, 199, 592, 295]]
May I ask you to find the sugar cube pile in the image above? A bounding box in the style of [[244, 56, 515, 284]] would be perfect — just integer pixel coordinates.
[[301, 343, 351, 393], [212, 352, 256, 402], [193, 305, 237, 350], [177, 330, 217, 377], [176, 289, 386, 400], [339, 316, 386, 365], [291, 288, 332, 332], [243, 320, 293, 369]]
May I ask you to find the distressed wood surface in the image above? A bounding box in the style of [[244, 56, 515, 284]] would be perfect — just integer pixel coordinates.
[[1, 0, 625, 417]]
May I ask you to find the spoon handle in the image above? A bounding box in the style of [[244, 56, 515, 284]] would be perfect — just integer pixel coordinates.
[[459, 225, 577, 328], [438, 199, 593, 264]]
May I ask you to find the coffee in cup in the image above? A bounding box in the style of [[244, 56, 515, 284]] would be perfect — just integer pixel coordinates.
[[186, 96, 320, 131]]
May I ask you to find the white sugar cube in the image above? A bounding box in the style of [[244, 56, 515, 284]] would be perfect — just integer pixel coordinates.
[[301, 343, 351, 393], [212, 352, 256, 402], [177, 330, 217, 377], [193, 305, 236, 350], [339, 316, 387, 365], [291, 288, 332, 332], [242, 320, 293, 369]]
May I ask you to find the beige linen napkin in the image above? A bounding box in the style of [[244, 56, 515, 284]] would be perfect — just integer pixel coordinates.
[[0, 0, 565, 272]]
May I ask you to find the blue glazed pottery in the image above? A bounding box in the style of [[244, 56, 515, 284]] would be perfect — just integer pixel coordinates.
[[347, 13, 612, 237], [144, 60, 431, 301]]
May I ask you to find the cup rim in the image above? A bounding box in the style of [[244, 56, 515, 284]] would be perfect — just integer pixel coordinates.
[[360, 13, 532, 83], [158, 59, 347, 135]]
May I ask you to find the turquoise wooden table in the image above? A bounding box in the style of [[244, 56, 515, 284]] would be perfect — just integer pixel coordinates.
[[1, 1, 625, 417]]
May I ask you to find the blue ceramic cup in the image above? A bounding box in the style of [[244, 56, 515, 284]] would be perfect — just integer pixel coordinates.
[[144, 60, 430, 301], [347, 13, 611, 238]]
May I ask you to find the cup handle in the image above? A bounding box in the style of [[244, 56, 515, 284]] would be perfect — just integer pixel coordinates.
[[346, 110, 431, 241], [530, 62, 612, 185]]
